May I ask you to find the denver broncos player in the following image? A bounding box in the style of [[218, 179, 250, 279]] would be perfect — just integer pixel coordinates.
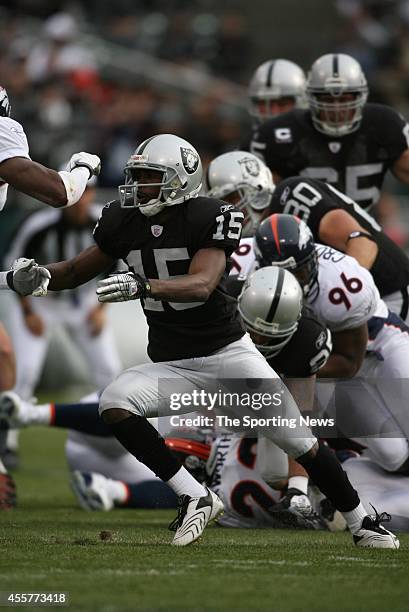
[[268, 176, 409, 321], [255, 214, 409, 478]]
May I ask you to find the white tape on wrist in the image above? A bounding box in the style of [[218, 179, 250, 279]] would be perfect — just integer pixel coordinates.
[[58, 167, 90, 208]]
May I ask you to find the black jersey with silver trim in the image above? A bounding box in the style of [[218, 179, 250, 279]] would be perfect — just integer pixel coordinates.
[[250, 104, 409, 209], [93, 197, 245, 361]]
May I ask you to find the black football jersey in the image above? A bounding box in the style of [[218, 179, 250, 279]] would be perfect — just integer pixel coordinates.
[[225, 273, 331, 378], [250, 104, 409, 209], [267, 306, 332, 378], [93, 197, 245, 362], [269, 176, 409, 297]]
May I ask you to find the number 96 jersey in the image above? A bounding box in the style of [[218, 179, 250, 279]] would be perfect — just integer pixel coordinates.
[[311, 244, 386, 332]]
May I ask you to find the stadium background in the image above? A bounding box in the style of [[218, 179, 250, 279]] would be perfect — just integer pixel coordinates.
[[1, 0, 409, 391]]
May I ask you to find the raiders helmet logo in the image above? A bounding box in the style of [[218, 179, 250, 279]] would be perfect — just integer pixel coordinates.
[[151, 224, 163, 237], [180, 147, 199, 174], [238, 156, 260, 178]]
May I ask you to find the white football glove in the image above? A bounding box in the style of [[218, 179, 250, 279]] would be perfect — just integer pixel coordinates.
[[10, 258, 51, 297], [67, 152, 101, 179], [96, 273, 150, 303]]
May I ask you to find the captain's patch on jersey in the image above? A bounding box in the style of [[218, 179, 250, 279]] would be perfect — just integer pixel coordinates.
[[180, 147, 199, 174], [274, 128, 292, 142]]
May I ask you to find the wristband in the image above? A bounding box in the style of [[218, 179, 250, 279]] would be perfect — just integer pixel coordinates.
[[6, 270, 15, 291], [347, 231, 375, 242]]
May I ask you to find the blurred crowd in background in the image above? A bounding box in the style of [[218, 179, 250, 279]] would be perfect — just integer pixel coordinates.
[[2, 0, 409, 245]]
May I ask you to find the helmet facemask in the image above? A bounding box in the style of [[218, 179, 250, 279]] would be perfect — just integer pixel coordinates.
[[308, 91, 368, 136], [119, 162, 189, 217], [243, 317, 299, 358]]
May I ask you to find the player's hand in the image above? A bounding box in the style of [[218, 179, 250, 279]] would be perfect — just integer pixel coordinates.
[[10, 258, 51, 297], [96, 273, 150, 303], [68, 152, 101, 179]]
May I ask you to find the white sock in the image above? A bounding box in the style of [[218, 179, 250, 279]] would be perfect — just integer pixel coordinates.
[[166, 466, 206, 498], [342, 502, 368, 534], [20, 400, 52, 426], [288, 476, 309, 495], [105, 478, 129, 505]]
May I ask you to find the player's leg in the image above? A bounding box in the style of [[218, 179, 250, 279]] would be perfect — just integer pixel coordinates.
[[0, 392, 111, 436], [70, 470, 177, 511], [100, 362, 223, 546], [218, 335, 399, 548]]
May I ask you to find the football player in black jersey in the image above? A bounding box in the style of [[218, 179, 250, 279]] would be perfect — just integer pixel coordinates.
[[236, 266, 332, 527], [250, 53, 409, 211], [245, 58, 306, 130], [26, 134, 399, 548], [269, 176, 409, 321]]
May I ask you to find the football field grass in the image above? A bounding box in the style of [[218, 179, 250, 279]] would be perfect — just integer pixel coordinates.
[[1, 425, 408, 611]]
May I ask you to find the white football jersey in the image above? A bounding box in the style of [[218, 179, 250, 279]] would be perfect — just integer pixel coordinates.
[[0, 117, 30, 211], [209, 434, 280, 528], [229, 237, 256, 279], [310, 244, 386, 332]]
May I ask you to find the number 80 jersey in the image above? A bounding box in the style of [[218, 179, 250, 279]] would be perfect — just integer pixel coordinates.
[[311, 244, 386, 332]]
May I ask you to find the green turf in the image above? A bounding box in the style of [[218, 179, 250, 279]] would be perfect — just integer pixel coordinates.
[[1, 426, 408, 611]]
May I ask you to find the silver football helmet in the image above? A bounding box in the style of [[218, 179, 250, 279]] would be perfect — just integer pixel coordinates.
[[238, 266, 303, 358], [306, 53, 368, 137], [206, 151, 274, 237], [119, 134, 203, 216], [0, 86, 11, 118], [248, 59, 306, 121]]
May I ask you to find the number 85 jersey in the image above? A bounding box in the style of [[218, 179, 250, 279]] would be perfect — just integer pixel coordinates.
[[311, 244, 386, 332]]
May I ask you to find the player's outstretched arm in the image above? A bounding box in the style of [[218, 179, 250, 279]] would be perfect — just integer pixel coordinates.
[[319, 209, 378, 269], [0, 152, 100, 208], [47, 245, 114, 291], [317, 325, 367, 378]]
